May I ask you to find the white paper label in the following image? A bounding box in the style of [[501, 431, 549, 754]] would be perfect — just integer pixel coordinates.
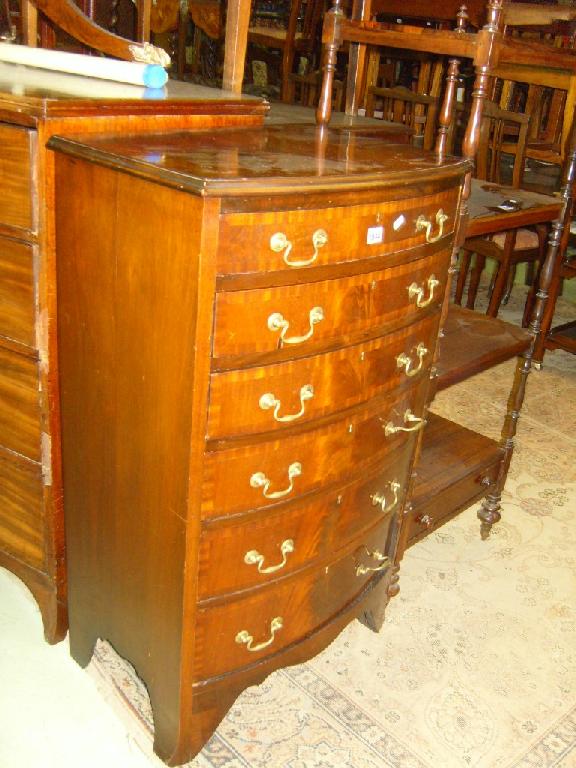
[[367, 225, 384, 245]]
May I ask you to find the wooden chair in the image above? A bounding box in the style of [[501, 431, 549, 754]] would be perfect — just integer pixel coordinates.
[[494, 7, 576, 167], [454, 100, 549, 318], [313, 0, 501, 256], [364, 84, 439, 150], [287, 68, 344, 109], [248, 0, 325, 101]]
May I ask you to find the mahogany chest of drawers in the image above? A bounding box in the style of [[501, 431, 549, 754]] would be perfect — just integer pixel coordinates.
[[50, 125, 468, 764], [0, 63, 265, 642]]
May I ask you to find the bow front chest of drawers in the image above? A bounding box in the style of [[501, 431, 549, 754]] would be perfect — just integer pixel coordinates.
[[0, 64, 265, 642], [49, 126, 468, 764]]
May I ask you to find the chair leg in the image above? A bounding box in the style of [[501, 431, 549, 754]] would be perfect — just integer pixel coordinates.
[[176, 10, 187, 80], [486, 262, 510, 317], [501, 264, 517, 305], [522, 260, 541, 328], [466, 253, 486, 310], [454, 249, 472, 305]]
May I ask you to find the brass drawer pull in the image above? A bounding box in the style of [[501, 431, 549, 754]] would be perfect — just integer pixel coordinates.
[[270, 228, 328, 268], [259, 384, 314, 423], [407, 274, 440, 308], [370, 480, 401, 513], [244, 539, 295, 574], [384, 409, 426, 436], [356, 547, 390, 576], [396, 343, 428, 378], [415, 208, 449, 243], [268, 307, 324, 346], [235, 616, 283, 652], [250, 462, 302, 499]]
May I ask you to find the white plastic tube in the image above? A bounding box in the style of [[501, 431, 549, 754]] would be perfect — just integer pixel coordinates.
[[0, 62, 152, 98], [0, 43, 168, 88]]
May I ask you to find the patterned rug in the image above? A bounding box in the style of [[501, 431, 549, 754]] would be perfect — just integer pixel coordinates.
[[87, 286, 576, 768]]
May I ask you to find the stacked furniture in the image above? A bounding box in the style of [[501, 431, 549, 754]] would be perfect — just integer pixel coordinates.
[[49, 125, 468, 763]]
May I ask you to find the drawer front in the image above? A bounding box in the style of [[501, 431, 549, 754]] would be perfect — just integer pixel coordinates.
[[213, 248, 450, 361], [208, 313, 439, 439], [0, 124, 35, 233], [0, 449, 44, 569], [217, 187, 460, 275], [0, 236, 36, 348], [202, 382, 428, 518], [406, 458, 500, 546], [194, 521, 393, 680], [0, 346, 41, 461], [198, 448, 412, 599], [198, 499, 331, 600]]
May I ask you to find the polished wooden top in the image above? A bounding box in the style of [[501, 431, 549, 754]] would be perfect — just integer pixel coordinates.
[[48, 124, 470, 196], [0, 62, 267, 123]]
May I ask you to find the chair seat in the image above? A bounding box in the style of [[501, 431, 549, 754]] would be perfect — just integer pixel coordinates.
[[492, 228, 540, 249]]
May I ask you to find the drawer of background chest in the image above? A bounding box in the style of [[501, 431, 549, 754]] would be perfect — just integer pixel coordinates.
[[208, 313, 440, 439], [216, 186, 460, 275], [213, 248, 450, 363], [197, 445, 413, 599], [0, 447, 44, 570], [194, 520, 394, 680], [0, 125, 35, 234], [0, 236, 36, 348], [202, 379, 428, 518], [0, 346, 41, 462]]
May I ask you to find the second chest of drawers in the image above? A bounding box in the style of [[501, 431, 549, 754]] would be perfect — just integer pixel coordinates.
[[50, 125, 468, 765]]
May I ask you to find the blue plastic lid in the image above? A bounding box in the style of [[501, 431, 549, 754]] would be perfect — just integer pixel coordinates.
[[143, 64, 168, 89]]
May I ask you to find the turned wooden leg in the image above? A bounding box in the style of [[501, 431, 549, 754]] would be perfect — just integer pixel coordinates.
[[486, 262, 510, 317], [478, 354, 531, 538], [522, 260, 544, 328], [501, 264, 517, 305], [478, 489, 502, 540]]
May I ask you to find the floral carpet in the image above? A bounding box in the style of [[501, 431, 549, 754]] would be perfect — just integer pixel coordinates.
[[88, 288, 576, 768]]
